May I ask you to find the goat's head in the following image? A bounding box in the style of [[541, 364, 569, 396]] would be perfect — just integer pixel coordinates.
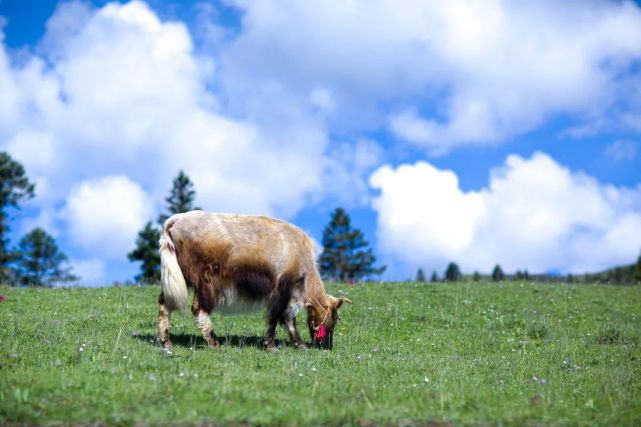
[[306, 296, 352, 349]]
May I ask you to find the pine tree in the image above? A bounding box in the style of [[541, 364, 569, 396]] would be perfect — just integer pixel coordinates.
[[492, 264, 505, 281], [444, 262, 462, 282], [128, 222, 161, 283], [0, 152, 35, 282], [635, 251, 641, 284], [12, 228, 76, 286], [472, 271, 481, 281], [131, 171, 199, 283], [430, 271, 440, 282], [157, 170, 200, 225], [416, 268, 426, 283], [318, 208, 385, 281]]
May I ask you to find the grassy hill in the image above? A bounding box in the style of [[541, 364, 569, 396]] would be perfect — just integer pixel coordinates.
[[1, 282, 640, 426]]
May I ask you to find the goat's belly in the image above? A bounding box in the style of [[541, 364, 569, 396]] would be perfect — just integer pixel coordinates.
[[214, 288, 266, 315]]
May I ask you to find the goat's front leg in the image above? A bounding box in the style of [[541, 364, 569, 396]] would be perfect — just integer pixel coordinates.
[[264, 317, 279, 353], [284, 316, 307, 350], [192, 293, 220, 348]]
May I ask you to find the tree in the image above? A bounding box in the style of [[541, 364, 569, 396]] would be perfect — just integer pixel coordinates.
[[157, 170, 200, 225], [430, 271, 440, 282], [635, 251, 641, 283], [131, 171, 199, 283], [0, 152, 35, 282], [12, 228, 76, 286], [318, 208, 385, 281], [128, 222, 161, 284], [444, 262, 462, 282], [472, 271, 481, 282], [492, 264, 505, 281], [416, 268, 426, 283]]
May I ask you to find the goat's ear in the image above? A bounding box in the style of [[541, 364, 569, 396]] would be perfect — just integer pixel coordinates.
[[335, 296, 353, 310]]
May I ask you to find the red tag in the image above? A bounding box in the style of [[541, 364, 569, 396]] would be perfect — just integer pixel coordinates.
[[314, 324, 326, 340]]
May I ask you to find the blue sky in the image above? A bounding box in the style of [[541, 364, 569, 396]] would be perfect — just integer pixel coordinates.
[[1, 0, 640, 285]]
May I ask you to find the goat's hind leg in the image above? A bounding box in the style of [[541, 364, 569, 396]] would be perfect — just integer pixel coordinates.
[[192, 293, 220, 348], [158, 292, 172, 350]]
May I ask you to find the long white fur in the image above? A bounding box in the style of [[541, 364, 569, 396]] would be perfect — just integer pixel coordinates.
[[159, 223, 188, 312]]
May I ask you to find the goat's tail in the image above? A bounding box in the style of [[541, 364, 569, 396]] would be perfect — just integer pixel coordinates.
[[159, 216, 188, 312]]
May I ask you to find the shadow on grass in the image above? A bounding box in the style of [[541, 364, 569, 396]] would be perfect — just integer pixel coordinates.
[[133, 333, 294, 349]]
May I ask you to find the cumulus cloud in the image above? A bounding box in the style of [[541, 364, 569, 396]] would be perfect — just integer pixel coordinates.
[[370, 152, 641, 274], [221, 0, 641, 153], [0, 0, 347, 282], [63, 175, 154, 258]]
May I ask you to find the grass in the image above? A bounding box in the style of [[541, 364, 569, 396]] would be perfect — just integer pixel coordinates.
[[1, 281, 640, 426]]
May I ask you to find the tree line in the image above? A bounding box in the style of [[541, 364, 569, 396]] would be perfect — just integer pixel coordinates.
[[416, 258, 641, 285], [2, 150, 639, 286], [0, 152, 76, 286]]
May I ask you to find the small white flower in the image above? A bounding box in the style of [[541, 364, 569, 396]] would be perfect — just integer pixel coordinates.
[[424, 376, 429, 383]]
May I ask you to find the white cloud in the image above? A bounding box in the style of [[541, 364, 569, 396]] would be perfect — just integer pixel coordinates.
[[221, 0, 641, 153], [370, 152, 641, 274], [69, 257, 107, 287], [605, 139, 637, 160], [0, 1, 349, 277], [63, 175, 153, 258]]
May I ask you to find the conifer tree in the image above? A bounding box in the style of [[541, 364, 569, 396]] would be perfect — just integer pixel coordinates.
[[472, 271, 481, 281], [416, 268, 426, 283], [12, 228, 76, 286], [492, 264, 505, 281], [157, 170, 200, 225], [444, 262, 462, 282], [430, 271, 440, 282], [0, 152, 35, 282], [130, 171, 199, 283], [128, 222, 161, 283], [635, 251, 641, 284], [318, 208, 385, 281]]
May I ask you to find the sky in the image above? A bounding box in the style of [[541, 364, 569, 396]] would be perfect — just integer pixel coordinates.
[[1, 0, 640, 285]]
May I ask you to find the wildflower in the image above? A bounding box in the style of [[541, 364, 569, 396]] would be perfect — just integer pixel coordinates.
[[51, 360, 62, 367], [0, 295, 4, 302], [131, 331, 140, 337], [147, 374, 157, 381], [540, 378, 547, 385], [349, 279, 355, 286], [424, 376, 429, 383]]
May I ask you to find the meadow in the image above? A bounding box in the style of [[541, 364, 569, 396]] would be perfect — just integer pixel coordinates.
[[1, 281, 640, 426]]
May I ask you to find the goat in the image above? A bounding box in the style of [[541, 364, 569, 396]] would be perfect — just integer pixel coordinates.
[[157, 210, 351, 352]]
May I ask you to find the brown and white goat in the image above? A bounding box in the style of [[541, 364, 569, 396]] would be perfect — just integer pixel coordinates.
[[157, 210, 351, 352]]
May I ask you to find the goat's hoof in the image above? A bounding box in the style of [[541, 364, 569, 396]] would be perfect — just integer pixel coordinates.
[[266, 345, 279, 353]]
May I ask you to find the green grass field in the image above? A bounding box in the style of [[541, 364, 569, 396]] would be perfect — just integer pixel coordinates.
[[1, 282, 640, 426]]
